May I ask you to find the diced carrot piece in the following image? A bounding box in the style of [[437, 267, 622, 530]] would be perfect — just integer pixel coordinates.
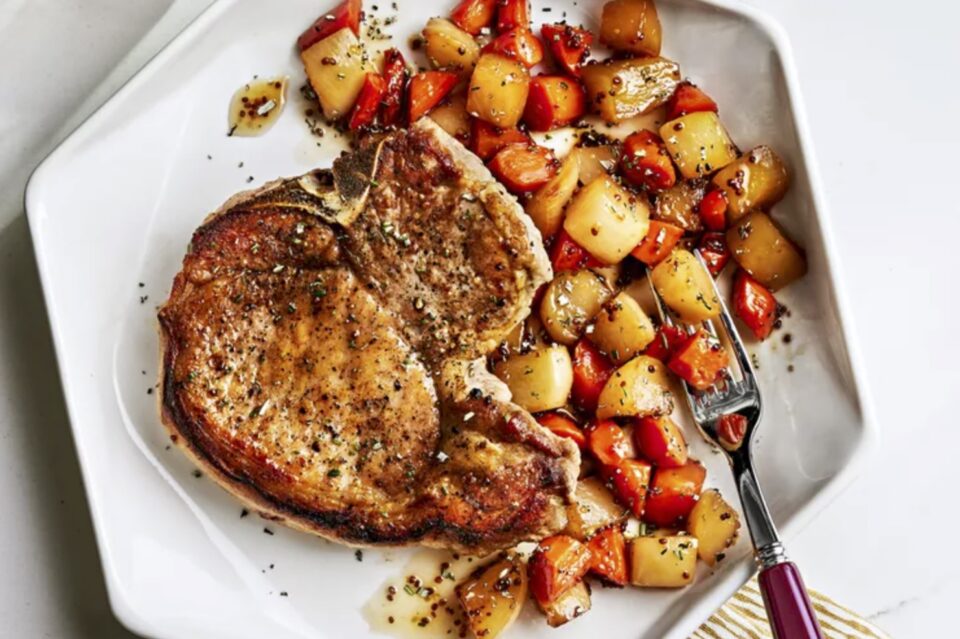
[[523, 75, 586, 131], [716, 413, 748, 451], [470, 120, 530, 160], [620, 130, 677, 192], [608, 458, 652, 517], [497, 0, 530, 32], [733, 270, 779, 340], [407, 71, 459, 122], [587, 526, 629, 586], [297, 0, 362, 51], [668, 329, 729, 391], [570, 338, 614, 411], [630, 220, 684, 265], [644, 460, 706, 527], [698, 189, 728, 231], [642, 324, 688, 362], [666, 81, 718, 121], [550, 230, 602, 273], [347, 73, 386, 130], [586, 419, 633, 467], [488, 143, 558, 193], [380, 48, 409, 127], [483, 28, 544, 68], [528, 535, 592, 605], [450, 0, 497, 35], [698, 232, 730, 277], [634, 416, 688, 468], [536, 412, 587, 449], [541, 23, 593, 77]]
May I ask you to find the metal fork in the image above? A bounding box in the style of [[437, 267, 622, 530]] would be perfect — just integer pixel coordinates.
[[647, 252, 824, 639]]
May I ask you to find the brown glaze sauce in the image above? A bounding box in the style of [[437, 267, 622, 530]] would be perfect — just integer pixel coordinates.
[[228, 76, 288, 136]]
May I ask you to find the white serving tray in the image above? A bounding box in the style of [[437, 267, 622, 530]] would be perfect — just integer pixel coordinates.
[[24, 0, 875, 637]]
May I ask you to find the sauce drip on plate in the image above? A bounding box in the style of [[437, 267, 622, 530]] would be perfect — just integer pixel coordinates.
[[228, 76, 288, 136]]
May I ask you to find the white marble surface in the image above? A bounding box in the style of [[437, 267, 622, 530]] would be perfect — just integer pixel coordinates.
[[0, 0, 956, 637]]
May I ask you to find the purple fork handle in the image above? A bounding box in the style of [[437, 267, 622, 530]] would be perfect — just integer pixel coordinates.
[[758, 562, 824, 639]]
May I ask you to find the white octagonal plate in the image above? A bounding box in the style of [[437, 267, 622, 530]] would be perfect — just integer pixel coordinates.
[[25, 0, 875, 637]]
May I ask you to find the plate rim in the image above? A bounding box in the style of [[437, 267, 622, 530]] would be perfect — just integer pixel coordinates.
[[23, 0, 879, 637]]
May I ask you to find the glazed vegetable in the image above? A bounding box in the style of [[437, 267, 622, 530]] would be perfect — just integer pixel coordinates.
[[711, 145, 790, 223], [668, 329, 728, 390], [732, 270, 778, 340], [586, 419, 633, 466], [581, 57, 680, 123], [644, 460, 706, 527], [493, 343, 574, 412], [407, 71, 459, 122], [629, 535, 698, 587], [528, 535, 593, 605], [524, 76, 586, 131], [471, 120, 530, 159], [484, 28, 545, 68], [301, 28, 368, 120], [539, 581, 591, 627], [541, 23, 593, 77], [566, 476, 629, 539], [347, 73, 386, 130], [650, 249, 721, 323], [571, 338, 615, 412], [697, 232, 731, 276], [687, 489, 741, 566], [654, 179, 706, 232], [726, 211, 807, 290], [590, 292, 657, 364], [634, 415, 688, 468], [297, 0, 361, 51], [540, 269, 614, 345], [573, 145, 618, 185], [620, 130, 677, 192], [697, 189, 728, 231], [599, 0, 662, 56], [563, 175, 650, 264], [666, 81, 718, 121], [450, 0, 497, 35], [587, 526, 629, 586], [596, 355, 674, 419], [631, 220, 684, 266], [716, 413, 748, 451], [422, 17, 480, 74], [379, 48, 409, 127], [497, 0, 530, 31], [660, 112, 738, 179], [642, 324, 688, 362], [526, 153, 579, 238], [608, 458, 652, 517], [428, 92, 471, 142], [488, 143, 558, 193], [537, 412, 587, 450], [467, 53, 531, 127], [457, 554, 528, 639], [550, 230, 602, 273]]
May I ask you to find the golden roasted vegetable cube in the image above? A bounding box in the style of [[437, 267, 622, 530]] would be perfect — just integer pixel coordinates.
[[600, 0, 662, 56], [566, 476, 629, 540], [654, 179, 706, 232], [428, 92, 471, 142], [590, 292, 657, 364], [457, 555, 528, 639], [582, 57, 680, 123], [650, 248, 721, 323], [711, 145, 789, 223], [687, 489, 740, 566], [563, 175, 650, 264], [493, 344, 574, 412], [596, 355, 673, 419], [540, 269, 615, 345], [660, 112, 738, 179], [423, 17, 480, 74], [467, 53, 530, 128], [629, 535, 698, 587], [300, 28, 369, 120], [573, 145, 618, 185], [538, 581, 591, 627], [726, 211, 807, 291], [526, 153, 580, 238]]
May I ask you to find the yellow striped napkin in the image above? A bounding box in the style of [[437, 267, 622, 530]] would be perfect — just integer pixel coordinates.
[[693, 577, 891, 639]]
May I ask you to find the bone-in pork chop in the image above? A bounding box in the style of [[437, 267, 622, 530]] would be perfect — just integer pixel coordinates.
[[158, 120, 578, 553]]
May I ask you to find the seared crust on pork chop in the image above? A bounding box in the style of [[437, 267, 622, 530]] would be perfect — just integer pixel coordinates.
[[158, 121, 578, 553]]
